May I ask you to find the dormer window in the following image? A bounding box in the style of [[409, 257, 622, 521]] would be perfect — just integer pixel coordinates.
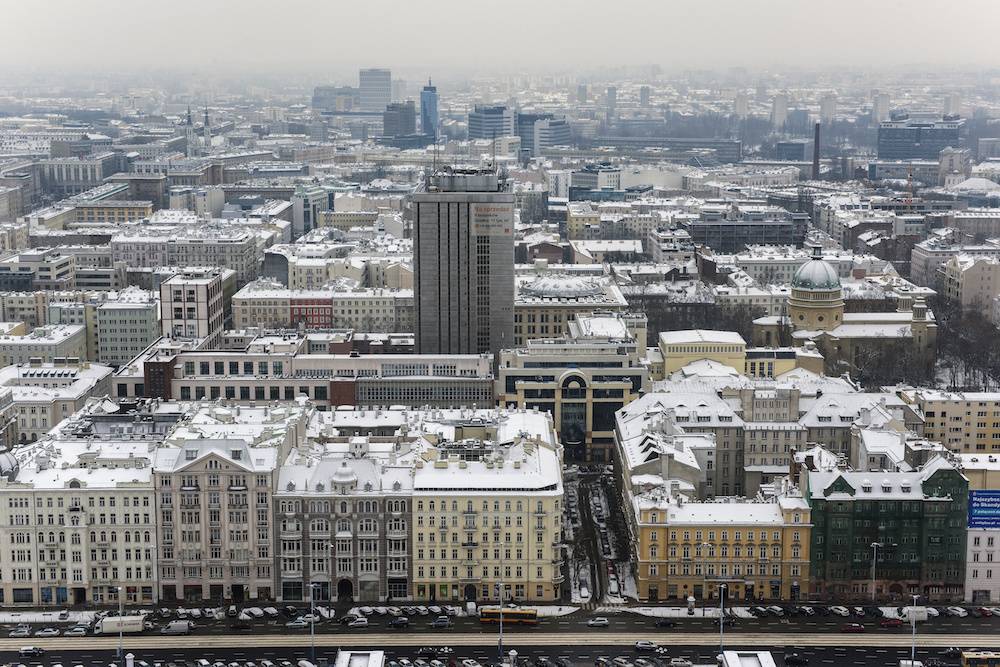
[[882, 485, 891, 493], [185, 449, 197, 461], [901, 485, 911, 494], [231, 450, 242, 461], [862, 484, 872, 493]]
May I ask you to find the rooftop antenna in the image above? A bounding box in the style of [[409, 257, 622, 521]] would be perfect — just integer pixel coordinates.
[[491, 129, 497, 169]]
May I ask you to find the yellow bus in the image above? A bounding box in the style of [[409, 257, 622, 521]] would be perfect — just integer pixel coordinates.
[[963, 651, 1000, 667], [479, 607, 539, 625]]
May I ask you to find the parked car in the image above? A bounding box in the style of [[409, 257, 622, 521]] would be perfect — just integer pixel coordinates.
[[945, 607, 968, 618], [978, 607, 994, 617], [347, 618, 369, 629], [19, 647, 45, 658], [460, 661, 482, 667], [879, 618, 903, 628], [8, 627, 31, 638], [63, 626, 88, 637], [667, 660, 692, 667], [283, 606, 300, 618], [784, 654, 809, 666], [841, 623, 866, 633], [285, 618, 308, 629], [829, 606, 851, 617], [588, 617, 610, 628], [765, 605, 784, 617], [34, 628, 60, 638]]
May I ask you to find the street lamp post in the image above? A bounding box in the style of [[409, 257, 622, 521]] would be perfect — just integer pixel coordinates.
[[117, 586, 124, 661], [309, 582, 318, 664], [870, 542, 882, 602], [699, 542, 711, 617], [910, 593, 919, 665], [497, 582, 505, 666], [719, 583, 727, 657]]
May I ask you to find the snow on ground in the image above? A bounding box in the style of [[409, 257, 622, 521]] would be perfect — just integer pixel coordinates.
[[627, 606, 721, 618], [0, 610, 97, 624], [533, 606, 579, 618], [618, 566, 639, 602]]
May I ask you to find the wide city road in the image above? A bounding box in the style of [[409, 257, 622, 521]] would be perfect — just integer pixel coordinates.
[[0, 638, 983, 667]]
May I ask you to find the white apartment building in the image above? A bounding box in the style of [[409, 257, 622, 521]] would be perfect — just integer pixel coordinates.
[[111, 224, 264, 285], [0, 360, 113, 443], [0, 325, 87, 367], [0, 437, 158, 606], [159, 268, 232, 344], [96, 290, 160, 366]]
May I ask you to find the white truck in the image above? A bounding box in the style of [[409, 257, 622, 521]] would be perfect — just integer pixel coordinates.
[[94, 616, 149, 635]]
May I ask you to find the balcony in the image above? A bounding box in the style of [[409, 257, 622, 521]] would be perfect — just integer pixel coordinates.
[[387, 529, 406, 539], [461, 541, 479, 548]]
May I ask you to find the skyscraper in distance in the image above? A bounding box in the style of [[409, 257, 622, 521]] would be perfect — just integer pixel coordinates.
[[359, 68, 391, 112], [412, 167, 514, 356], [420, 79, 439, 139]]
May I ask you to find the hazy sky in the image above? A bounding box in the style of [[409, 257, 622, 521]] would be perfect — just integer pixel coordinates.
[[4, 0, 999, 76]]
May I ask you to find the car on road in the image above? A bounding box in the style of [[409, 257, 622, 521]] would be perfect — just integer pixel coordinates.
[[945, 606, 968, 617], [18, 648, 45, 658], [784, 654, 809, 666], [588, 617, 610, 627], [667, 659, 692, 667], [654, 619, 677, 628], [63, 626, 88, 637], [430, 616, 452, 629], [338, 614, 359, 625], [8, 627, 30, 638], [388, 617, 410, 629], [942, 648, 962, 658], [829, 606, 851, 617], [841, 622, 866, 633], [34, 628, 60, 637], [347, 617, 369, 628], [879, 618, 903, 628], [460, 661, 482, 667], [285, 618, 308, 629], [634, 641, 658, 653]]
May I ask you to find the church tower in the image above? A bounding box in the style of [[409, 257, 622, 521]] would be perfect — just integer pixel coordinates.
[[787, 245, 844, 332]]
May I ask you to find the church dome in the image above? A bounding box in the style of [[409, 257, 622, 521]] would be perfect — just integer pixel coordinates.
[[792, 247, 841, 290]]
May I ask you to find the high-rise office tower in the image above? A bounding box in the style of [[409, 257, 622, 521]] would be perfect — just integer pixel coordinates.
[[771, 94, 788, 128], [733, 91, 749, 118], [359, 68, 391, 112], [468, 105, 515, 140], [606, 86, 617, 117], [382, 101, 416, 137], [873, 92, 891, 122], [577, 83, 588, 104], [820, 95, 837, 124], [412, 167, 514, 356], [639, 85, 651, 107], [877, 115, 964, 160], [420, 79, 439, 139]]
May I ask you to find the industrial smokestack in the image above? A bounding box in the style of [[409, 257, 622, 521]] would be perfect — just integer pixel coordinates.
[[812, 122, 821, 180]]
